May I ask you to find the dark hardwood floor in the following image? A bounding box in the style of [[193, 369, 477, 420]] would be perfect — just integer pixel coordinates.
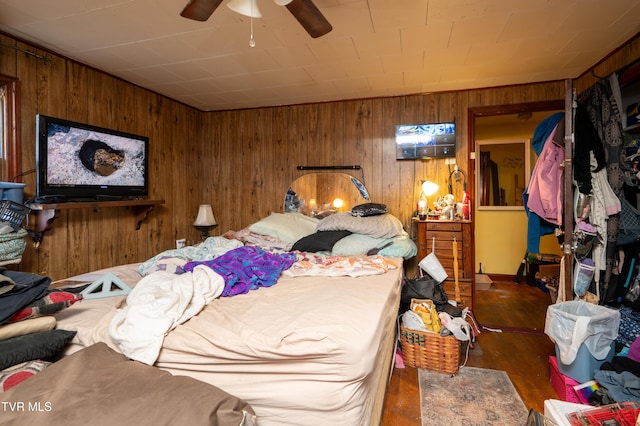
[[381, 278, 558, 425]]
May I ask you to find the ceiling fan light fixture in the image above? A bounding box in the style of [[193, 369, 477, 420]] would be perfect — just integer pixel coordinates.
[[274, 0, 293, 5], [227, 0, 262, 18]]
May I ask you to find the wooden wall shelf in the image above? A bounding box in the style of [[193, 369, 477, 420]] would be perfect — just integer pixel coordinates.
[[26, 199, 165, 245]]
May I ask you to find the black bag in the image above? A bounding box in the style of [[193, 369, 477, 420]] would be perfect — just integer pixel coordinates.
[[400, 275, 463, 317], [401, 275, 447, 306], [351, 203, 388, 217]]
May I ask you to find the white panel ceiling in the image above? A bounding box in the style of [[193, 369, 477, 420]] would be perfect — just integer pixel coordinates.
[[0, 0, 638, 111]]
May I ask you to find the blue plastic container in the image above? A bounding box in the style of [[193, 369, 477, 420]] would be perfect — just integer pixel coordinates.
[[0, 182, 26, 204], [555, 341, 615, 384]]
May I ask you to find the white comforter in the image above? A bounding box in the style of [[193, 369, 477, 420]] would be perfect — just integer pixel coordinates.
[[109, 265, 224, 365]]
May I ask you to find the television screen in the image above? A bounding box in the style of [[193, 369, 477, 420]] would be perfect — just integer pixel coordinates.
[[395, 122, 456, 159], [36, 114, 149, 201]]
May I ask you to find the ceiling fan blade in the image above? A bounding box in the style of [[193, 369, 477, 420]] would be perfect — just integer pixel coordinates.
[[180, 0, 224, 21], [285, 0, 332, 38]]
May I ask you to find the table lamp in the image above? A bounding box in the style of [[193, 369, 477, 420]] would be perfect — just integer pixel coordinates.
[[418, 180, 439, 219], [193, 204, 217, 240]]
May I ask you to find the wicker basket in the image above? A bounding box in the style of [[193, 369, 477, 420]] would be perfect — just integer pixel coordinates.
[[400, 324, 461, 374], [0, 200, 29, 230]]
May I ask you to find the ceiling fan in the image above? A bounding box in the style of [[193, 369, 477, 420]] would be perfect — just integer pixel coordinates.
[[180, 0, 333, 38]]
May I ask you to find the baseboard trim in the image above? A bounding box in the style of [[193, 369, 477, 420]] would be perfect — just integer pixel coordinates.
[[483, 273, 517, 283]]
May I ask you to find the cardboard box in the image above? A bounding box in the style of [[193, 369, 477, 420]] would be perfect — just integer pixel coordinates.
[[538, 264, 560, 278]]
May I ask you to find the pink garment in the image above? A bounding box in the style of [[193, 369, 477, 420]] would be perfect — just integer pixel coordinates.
[[527, 126, 565, 226], [629, 336, 640, 363]]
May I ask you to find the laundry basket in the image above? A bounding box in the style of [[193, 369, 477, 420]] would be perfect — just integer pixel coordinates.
[[400, 324, 461, 374], [0, 200, 30, 230], [0, 200, 30, 263]]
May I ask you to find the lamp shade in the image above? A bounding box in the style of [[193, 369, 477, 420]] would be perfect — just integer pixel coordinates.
[[227, 0, 262, 18], [421, 180, 439, 197], [194, 204, 217, 226]]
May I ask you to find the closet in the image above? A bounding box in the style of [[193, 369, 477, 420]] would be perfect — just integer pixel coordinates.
[[565, 59, 640, 306]]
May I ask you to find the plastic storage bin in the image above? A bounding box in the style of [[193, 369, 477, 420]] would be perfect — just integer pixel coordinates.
[[554, 340, 615, 384], [0, 182, 26, 204], [549, 356, 581, 403]]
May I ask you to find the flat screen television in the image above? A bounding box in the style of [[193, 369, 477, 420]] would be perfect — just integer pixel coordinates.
[[35, 114, 149, 201], [395, 122, 456, 160]]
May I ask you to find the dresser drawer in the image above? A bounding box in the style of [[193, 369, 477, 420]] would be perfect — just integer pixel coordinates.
[[414, 219, 474, 310], [443, 279, 472, 297], [426, 238, 463, 261], [426, 222, 461, 232], [443, 279, 472, 309]]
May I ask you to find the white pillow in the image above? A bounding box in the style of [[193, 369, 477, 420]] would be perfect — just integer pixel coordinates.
[[248, 213, 319, 243], [317, 212, 404, 238]]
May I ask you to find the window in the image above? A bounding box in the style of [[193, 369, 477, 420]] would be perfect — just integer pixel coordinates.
[[0, 75, 20, 182]]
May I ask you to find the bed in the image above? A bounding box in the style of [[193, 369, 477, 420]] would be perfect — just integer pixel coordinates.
[[2, 172, 415, 426]]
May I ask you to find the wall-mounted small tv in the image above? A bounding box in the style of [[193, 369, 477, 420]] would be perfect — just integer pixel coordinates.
[[395, 122, 456, 160], [36, 114, 149, 201]]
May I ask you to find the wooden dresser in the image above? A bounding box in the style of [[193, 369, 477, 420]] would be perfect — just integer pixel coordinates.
[[413, 219, 475, 310]]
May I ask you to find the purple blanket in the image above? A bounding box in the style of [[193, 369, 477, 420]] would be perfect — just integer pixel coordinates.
[[183, 246, 295, 296]]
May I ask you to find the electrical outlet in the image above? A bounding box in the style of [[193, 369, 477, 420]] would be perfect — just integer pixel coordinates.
[[445, 158, 456, 165]]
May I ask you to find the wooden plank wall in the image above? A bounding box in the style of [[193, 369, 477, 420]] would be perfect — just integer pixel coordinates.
[[204, 84, 566, 237], [574, 34, 640, 94], [0, 31, 637, 281]]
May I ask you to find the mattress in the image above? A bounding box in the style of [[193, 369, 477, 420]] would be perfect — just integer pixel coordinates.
[[54, 259, 403, 426]]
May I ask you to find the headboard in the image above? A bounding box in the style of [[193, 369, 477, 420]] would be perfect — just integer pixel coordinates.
[[284, 171, 370, 218]]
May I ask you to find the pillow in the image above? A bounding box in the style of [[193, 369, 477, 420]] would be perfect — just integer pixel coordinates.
[[317, 213, 405, 238], [0, 360, 51, 392], [378, 234, 418, 259], [291, 230, 352, 252], [5, 291, 82, 323], [0, 316, 56, 341], [0, 329, 76, 370], [248, 212, 319, 244], [351, 203, 388, 217], [331, 233, 376, 256], [332, 233, 418, 260]]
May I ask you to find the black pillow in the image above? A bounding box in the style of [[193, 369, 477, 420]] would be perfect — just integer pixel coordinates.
[[351, 203, 388, 217], [0, 329, 76, 370], [292, 230, 352, 252]]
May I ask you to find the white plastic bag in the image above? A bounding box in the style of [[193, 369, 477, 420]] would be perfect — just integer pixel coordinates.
[[418, 236, 448, 283], [544, 300, 620, 365]]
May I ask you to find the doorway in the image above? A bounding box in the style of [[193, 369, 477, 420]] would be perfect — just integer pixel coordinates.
[[468, 101, 564, 330]]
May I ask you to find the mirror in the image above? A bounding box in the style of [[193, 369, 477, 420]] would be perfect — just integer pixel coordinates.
[[476, 138, 531, 210], [284, 173, 370, 218]]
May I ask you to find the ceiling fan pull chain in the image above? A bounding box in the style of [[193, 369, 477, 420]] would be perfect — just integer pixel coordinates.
[[249, 1, 256, 47]]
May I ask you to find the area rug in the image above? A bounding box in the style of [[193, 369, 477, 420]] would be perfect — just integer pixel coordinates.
[[419, 366, 529, 425]]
